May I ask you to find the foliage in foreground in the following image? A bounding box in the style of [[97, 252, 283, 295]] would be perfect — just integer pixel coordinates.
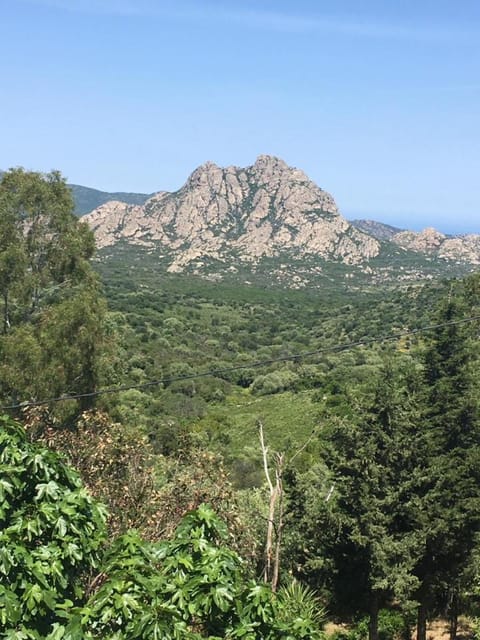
[[0, 415, 325, 639], [77, 503, 325, 640], [0, 416, 107, 639]]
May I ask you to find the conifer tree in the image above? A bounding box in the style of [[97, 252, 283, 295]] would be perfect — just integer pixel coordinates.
[[414, 292, 480, 640], [286, 358, 421, 640]]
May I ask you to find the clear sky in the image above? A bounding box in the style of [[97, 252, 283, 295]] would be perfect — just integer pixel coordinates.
[[1, 0, 479, 234]]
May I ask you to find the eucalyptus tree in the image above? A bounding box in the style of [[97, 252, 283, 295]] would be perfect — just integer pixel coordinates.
[[0, 189, 26, 334], [0, 169, 105, 409]]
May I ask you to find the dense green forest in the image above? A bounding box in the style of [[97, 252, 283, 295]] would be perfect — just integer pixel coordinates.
[[1, 169, 480, 640]]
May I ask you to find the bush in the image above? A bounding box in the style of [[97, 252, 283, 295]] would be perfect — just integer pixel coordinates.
[[251, 369, 300, 396], [80, 505, 325, 639], [332, 609, 406, 640], [0, 416, 107, 638]]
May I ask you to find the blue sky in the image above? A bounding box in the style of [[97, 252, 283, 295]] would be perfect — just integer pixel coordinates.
[[1, 0, 479, 233]]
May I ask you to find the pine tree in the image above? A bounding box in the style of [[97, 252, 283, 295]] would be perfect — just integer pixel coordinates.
[[414, 290, 480, 640], [287, 357, 421, 640]]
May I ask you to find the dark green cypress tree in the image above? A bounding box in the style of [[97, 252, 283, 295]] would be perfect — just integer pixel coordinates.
[[414, 289, 480, 640], [286, 357, 422, 640]]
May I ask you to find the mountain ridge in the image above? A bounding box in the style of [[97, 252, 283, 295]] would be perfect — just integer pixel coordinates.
[[349, 219, 404, 241], [69, 183, 152, 216], [82, 156, 480, 285], [2, 163, 479, 286], [84, 155, 380, 273], [0, 170, 152, 215]]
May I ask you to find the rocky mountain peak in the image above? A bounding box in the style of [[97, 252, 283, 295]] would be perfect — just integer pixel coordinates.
[[184, 161, 222, 188], [85, 156, 381, 272], [253, 154, 289, 172], [251, 154, 310, 186]]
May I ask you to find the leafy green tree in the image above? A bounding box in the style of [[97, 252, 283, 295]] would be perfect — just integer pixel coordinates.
[[0, 169, 95, 319], [0, 415, 107, 639], [0, 169, 106, 408], [0, 190, 26, 334]]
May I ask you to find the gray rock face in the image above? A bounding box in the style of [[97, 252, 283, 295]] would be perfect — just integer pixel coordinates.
[[84, 155, 380, 271], [351, 219, 480, 265], [392, 227, 480, 264], [350, 219, 404, 241]]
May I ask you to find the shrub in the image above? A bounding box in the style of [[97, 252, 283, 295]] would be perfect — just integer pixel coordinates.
[[0, 416, 107, 638], [80, 504, 325, 639], [251, 369, 300, 396]]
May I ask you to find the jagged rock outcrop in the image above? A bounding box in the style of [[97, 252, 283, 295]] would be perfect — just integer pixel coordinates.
[[392, 227, 480, 264], [85, 156, 380, 270], [393, 227, 446, 253], [350, 220, 480, 265]]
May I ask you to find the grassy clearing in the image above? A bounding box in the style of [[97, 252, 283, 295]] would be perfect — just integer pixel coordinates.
[[193, 389, 321, 485]]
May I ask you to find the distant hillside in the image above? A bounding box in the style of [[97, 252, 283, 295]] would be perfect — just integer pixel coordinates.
[[0, 170, 151, 216], [69, 184, 151, 216], [350, 219, 404, 241]]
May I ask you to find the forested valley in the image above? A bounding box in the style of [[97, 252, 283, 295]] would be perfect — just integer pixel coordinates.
[[1, 169, 480, 640]]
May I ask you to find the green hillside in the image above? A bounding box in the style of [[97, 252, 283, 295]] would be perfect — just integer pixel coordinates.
[[69, 183, 152, 215]]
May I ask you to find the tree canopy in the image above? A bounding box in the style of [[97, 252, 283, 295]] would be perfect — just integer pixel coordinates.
[[285, 278, 480, 640], [0, 169, 106, 410]]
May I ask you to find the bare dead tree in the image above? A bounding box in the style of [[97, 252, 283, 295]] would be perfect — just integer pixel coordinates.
[[258, 421, 318, 592], [259, 420, 277, 588], [271, 452, 285, 592]]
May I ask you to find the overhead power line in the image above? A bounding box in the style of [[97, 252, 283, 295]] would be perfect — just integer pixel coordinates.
[[2, 314, 480, 411]]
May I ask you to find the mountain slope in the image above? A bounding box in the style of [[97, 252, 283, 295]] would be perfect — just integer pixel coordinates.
[[0, 170, 151, 216], [392, 227, 480, 264], [69, 184, 152, 215], [350, 219, 404, 241], [85, 155, 380, 271]]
